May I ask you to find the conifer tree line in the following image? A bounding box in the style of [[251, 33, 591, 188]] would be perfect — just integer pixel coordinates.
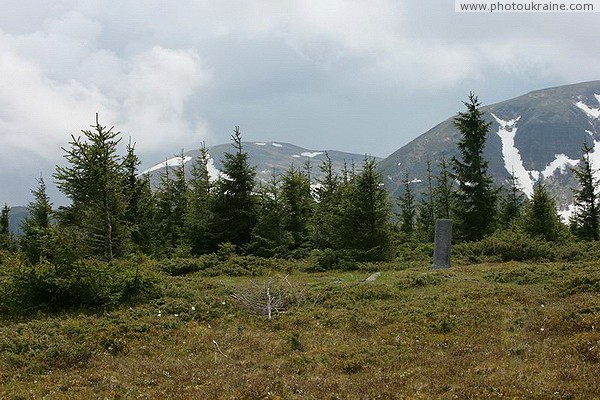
[[4, 93, 600, 264]]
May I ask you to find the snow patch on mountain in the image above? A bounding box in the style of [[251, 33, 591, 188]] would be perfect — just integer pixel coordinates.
[[492, 113, 536, 196], [292, 155, 301, 158], [301, 151, 324, 158], [271, 142, 283, 148], [254, 142, 266, 146], [541, 154, 579, 178], [575, 95, 600, 119], [558, 203, 577, 223], [206, 156, 223, 182], [493, 113, 583, 197], [141, 156, 193, 174]]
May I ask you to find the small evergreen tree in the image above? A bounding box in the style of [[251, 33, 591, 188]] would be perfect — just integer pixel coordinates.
[[0, 203, 13, 251], [122, 139, 156, 253], [398, 174, 416, 235], [499, 170, 526, 227], [20, 178, 54, 262], [571, 142, 600, 240], [155, 153, 189, 255], [281, 166, 313, 250], [251, 172, 288, 256], [134, 175, 159, 255], [340, 157, 392, 260], [186, 145, 214, 255], [54, 115, 131, 260], [211, 127, 257, 249], [416, 159, 436, 241], [523, 183, 563, 242], [313, 153, 342, 249], [452, 93, 497, 241]]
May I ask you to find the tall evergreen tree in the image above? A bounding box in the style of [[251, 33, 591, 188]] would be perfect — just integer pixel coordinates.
[[398, 174, 416, 235], [451, 93, 497, 241], [20, 177, 54, 262], [211, 127, 257, 249], [523, 183, 563, 242], [54, 115, 130, 260], [571, 142, 600, 240], [186, 145, 214, 254]]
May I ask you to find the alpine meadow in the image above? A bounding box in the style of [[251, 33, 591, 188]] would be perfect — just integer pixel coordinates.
[[1, 82, 600, 398]]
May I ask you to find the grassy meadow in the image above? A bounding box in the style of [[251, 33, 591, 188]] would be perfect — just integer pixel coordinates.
[[1, 258, 599, 399]]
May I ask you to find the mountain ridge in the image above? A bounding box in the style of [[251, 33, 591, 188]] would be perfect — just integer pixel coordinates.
[[378, 80, 600, 219]]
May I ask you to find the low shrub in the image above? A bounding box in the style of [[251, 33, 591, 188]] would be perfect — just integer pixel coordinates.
[[454, 227, 552, 263], [484, 264, 557, 285], [159, 254, 288, 277], [560, 272, 600, 296], [0, 255, 159, 314]]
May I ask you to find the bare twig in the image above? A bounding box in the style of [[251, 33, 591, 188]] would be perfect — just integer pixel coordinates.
[[212, 339, 231, 359]]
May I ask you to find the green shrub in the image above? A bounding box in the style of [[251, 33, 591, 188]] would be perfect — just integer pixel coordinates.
[[0, 256, 159, 314], [397, 271, 444, 289], [484, 264, 557, 285], [454, 227, 552, 263], [159, 254, 287, 277], [305, 249, 361, 272], [560, 273, 600, 296]]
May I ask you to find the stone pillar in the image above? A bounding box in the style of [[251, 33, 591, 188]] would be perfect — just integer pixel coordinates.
[[432, 219, 452, 269]]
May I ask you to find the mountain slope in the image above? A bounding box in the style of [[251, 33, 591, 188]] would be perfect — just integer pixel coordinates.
[[378, 80, 600, 218]]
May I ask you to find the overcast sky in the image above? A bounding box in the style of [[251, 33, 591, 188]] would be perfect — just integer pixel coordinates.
[[1, 0, 598, 205]]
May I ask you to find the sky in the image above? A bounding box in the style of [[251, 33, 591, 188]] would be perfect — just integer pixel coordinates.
[[0, 0, 598, 205]]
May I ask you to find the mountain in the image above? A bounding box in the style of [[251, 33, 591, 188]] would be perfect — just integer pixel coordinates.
[[141, 141, 378, 188], [8, 206, 28, 235], [378, 80, 600, 219]]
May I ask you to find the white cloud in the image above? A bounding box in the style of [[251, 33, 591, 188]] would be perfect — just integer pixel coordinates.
[[0, 11, 211, 162]]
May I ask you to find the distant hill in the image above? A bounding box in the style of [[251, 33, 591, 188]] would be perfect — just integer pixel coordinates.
[[8, 206, 28, 235], [141, 141, 379, 188]]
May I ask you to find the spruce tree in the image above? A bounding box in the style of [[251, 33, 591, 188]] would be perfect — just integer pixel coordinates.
[[122, 139, 154, 252], [340, 157, 392, 260], [54, 115, 130, 260], [186, 145, 214, 255], [313, 153, 342, 249], [154, 154, 189, 255], [398, 175, 416, 235], [523, 183, 563, 242], [251, 172, 287, 256], [452, 93, 497, 241], [20, 177, 54, 262], [134, 175, 159, 255], [211, 127, 257, 249], [0, 204, 12, 251], [571, 142, 600, 240], [416, 159, 436, 241], [499, 170, 526, 227], [281, 166, 313, 250]]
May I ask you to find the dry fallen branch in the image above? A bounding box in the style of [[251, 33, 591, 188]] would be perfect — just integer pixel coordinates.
[[231, 277, 288, 318]]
